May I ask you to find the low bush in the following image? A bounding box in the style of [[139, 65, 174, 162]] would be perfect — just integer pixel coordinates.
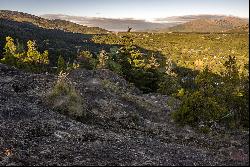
[[172, 91, 228, 127], [172, 58, 249, 129], [46, 71, 84, 117], [77, 51, 98, 70]]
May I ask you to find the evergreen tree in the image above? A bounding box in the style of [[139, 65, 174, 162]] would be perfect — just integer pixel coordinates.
[[57, 55, 66, 73], [24, 40, 49, 72], [1, 36, 17, 66], [25, 40, 49, 64], [1, 37, 49, 72]]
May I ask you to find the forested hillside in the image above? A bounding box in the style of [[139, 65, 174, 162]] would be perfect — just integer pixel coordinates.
[[0, 20, 112, 66], [0, 10, 109, 34], [0, 10, 249, 166]]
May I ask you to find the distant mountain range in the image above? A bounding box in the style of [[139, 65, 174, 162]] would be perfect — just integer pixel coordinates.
[[0, 10, 248, 33], [41, 14, 249, 32], [153, 14, 227, 23], [41, 14, 178, 32]]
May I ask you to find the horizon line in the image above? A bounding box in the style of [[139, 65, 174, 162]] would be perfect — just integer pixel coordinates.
[[1, 9, 249, 21]]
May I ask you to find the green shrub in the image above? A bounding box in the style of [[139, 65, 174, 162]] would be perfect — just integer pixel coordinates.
[[77, 51, 97, 70], [172, 59, 249, 129], [158, 74, 181, 96], [46, 71, 84, 117], [172, 91, 228, 127], [107, 60, 123, 74], [219, 57, 249, 128], [57, 55, 66, 73], [109, 45, 162, 93], [128, 68, 161, 93], [1, 36, 49, 72]]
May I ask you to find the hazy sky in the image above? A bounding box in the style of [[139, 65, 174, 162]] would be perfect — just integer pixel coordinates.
[[0, 0, 249, 20]]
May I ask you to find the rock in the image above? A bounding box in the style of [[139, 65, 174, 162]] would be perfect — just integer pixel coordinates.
[[0, 63, 249, 166], [230, 149, 249, 162], [54, 131, 71, 139]]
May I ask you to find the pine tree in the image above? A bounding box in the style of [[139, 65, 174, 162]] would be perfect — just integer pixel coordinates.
[[24, 40, 49, 72], [4, 36, 16, 54], [1, 36, 17, 66]]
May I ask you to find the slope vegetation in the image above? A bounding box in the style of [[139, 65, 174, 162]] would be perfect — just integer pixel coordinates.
[[0, 63, 248, 165]]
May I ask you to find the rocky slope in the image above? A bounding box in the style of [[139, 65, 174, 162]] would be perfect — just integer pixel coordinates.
[[225, 24, 249, 33], [0, 63, 249, 166]]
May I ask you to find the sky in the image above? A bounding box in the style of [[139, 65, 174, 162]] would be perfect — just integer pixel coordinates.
[[0, 0, 249, 20]]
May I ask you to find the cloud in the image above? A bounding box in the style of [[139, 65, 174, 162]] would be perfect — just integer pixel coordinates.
[[42, 14, 245, 31], [41, 14, 179, 31]]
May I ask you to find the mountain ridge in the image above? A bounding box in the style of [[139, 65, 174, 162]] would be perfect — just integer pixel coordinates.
[[41, 14, 177, 32], [0, 10, 109, 34], [164, 16, 249, 33], [1, 10, 248, 32]]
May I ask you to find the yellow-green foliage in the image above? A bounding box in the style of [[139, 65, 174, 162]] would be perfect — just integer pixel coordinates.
[[1, 33, 247, 129], [176, 88, 185, 97], [97, 50, 108, 69], [144, 55, 160, 70], [106, 47, 123, 74], [109, 44, 162, 93], [92, 33, 248, 76], [127, 48, 145, 68], [46, 72, 84, 117], [172, 57, 249, 128], [4, 36, 16, 54], [77, 51, 98, 70], [25, 40, 49, 64], [1, 36, 49, 72], [219, 56, 249, 128], [1, 36, 18, 66]]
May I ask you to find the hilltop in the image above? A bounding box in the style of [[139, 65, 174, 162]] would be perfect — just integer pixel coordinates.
[[164, 16, 249, 33], [0, 10, 249, 166], [0, 10, 109, 34], [0, 10, 113, 66]]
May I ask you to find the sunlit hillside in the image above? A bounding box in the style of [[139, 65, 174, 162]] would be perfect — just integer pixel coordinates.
[[0, 1, 249, 165]]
